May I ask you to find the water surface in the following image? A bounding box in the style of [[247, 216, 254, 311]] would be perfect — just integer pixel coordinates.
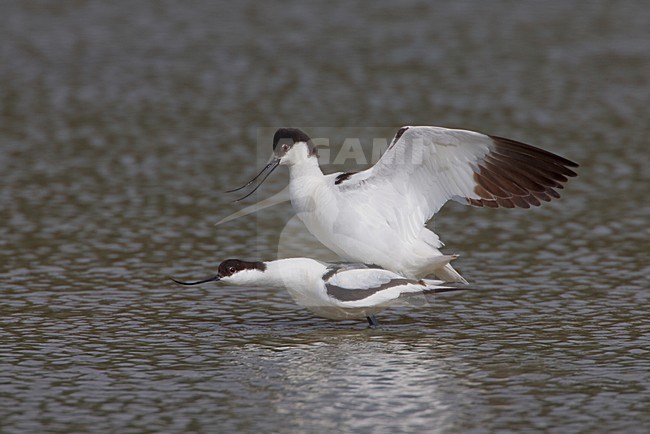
[[1, 1, 649, 432]]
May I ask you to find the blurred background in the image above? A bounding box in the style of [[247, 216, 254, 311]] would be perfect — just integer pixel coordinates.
[[1, 1, 648, 432]]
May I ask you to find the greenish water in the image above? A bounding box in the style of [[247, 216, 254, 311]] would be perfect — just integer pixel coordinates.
[[1, 1, 648, 432]]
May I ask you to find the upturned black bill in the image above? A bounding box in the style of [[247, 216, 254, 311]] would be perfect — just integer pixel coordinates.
[[227, 157, 280, 202], [170, 275, 220, 285]]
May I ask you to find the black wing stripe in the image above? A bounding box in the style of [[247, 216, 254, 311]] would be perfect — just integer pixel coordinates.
[[334, 172, 357, 185], [387, 126, 410, 151], [326, 278, 419, 302]]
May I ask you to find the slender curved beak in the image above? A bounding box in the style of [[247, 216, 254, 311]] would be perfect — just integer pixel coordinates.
[[227, 157, 280, 202], [170, 275, 220, 285]]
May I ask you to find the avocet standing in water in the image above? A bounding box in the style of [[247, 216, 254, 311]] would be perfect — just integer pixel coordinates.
[[171, 257, 467, 326], [230, 126, 578, 283]]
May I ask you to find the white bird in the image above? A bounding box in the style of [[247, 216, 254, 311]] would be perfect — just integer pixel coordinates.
[[171, 257, 467, 326], [229, 126, 578, 283]]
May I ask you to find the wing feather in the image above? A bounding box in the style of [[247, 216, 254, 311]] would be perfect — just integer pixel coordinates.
[[324, 268, 425, 305], [337, 126, 578, 233]]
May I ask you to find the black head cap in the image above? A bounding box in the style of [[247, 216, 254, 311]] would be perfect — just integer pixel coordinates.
[[218, 259, 266, 278], [272, 128, 318, 158], [272, 128, 312, 151]]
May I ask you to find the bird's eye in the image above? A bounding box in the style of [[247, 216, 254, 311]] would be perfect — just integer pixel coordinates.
[[282, 143, 289, 152], [229, 267, 235, 273]]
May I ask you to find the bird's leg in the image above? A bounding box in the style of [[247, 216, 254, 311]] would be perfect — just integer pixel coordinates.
[[366, 315, 379, 328]]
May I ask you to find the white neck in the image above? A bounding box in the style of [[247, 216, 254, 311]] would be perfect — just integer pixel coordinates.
[[286, 153, 329, 215], [263, 258, 327, 289], [288, 152, 323, 181]]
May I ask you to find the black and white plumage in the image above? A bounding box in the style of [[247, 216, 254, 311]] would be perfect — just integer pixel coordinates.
[[171, 257, 466, 325], [230, 126, 579, 282]]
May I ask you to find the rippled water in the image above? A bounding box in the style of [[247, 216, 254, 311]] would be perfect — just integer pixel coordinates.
[[1, 1, 649, 432]]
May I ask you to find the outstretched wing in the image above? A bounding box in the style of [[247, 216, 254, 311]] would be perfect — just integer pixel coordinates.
[[337, 126, 578, 232]]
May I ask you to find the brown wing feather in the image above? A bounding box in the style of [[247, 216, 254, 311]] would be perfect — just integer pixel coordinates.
[[469, 135, 578, 208]]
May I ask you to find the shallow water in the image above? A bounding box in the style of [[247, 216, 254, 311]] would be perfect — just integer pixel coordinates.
[[1, 1, 649, 432]]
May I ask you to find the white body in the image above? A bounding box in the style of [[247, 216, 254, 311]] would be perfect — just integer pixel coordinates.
[[288, 155, 460, 281], [279, 126, 577, 281], [222, 258, 450, 320]]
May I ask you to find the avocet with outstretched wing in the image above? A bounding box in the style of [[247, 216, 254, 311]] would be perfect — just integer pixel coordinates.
[[229, 126, 578, 282]]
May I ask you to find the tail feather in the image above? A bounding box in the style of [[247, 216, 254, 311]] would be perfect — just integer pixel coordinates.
[[425, 254, 468, 284], [434, 263, 468, 284], [398, 279, 471, 304], [420, 279, 472, 294]]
